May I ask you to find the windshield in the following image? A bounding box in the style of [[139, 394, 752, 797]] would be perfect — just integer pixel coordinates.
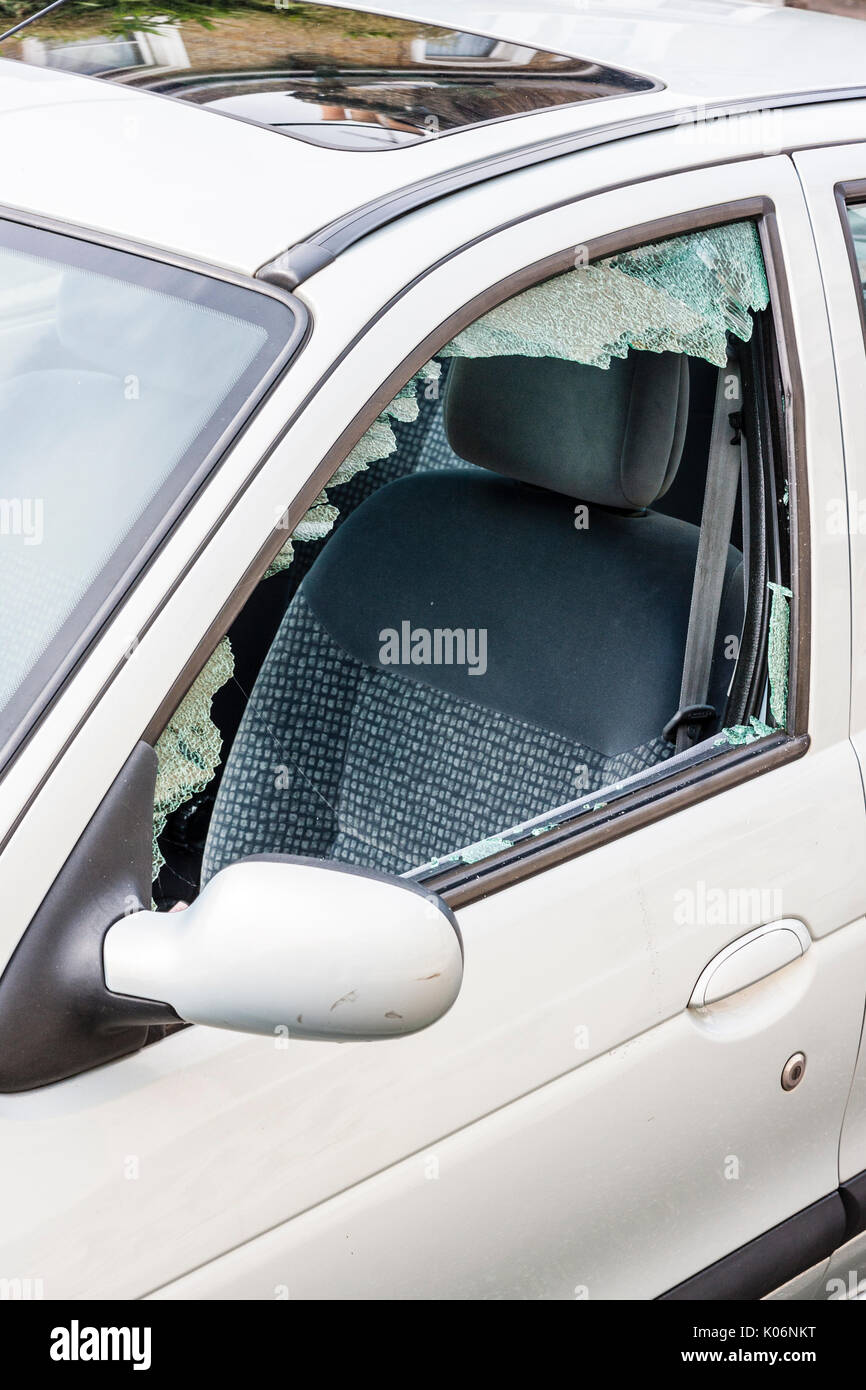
[[0, 216, 299, 759]]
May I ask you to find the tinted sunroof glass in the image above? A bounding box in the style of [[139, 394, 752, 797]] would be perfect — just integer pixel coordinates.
[[7, 3, 656, 149]]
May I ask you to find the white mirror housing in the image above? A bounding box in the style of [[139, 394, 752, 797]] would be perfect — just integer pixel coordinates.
[[103, 857, 463, 1041]]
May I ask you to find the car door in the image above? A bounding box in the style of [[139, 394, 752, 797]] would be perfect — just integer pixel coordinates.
[[794, 141, 866, 1298], [0, 151, 863, 1303]]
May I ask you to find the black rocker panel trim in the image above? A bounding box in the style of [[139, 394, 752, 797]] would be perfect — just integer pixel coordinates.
[[840, 1169, 866, 1244], [660, 1194, 846, 1300]]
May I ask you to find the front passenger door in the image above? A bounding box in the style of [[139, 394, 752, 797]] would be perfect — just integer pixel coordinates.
[[0, 155, 863, 1303], [148, 155, 866, 1299]]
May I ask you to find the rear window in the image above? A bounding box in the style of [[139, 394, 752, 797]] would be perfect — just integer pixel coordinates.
[[0, 216, 300, 763]]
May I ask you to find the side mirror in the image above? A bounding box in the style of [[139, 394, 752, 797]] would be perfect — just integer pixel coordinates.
[[103, 857, 463, 1042]]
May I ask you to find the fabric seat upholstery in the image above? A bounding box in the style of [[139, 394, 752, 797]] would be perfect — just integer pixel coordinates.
[[204, 350, 743, 880]]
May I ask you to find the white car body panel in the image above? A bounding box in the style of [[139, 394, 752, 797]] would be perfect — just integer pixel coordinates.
[[338, 0, 866, 107], [0, 127, 863, 1297], [145, 917, 866, 1301], [824, 1229, 866, 1299], [793, 143, 866, 1192], [2, 0, 866, 273]]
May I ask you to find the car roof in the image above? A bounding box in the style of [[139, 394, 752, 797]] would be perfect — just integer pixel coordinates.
[[2, 0, 866, 275], [416, 0, 866, 104]]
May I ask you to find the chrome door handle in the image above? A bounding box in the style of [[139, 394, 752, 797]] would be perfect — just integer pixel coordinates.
[[689, 919, 811, 1008]]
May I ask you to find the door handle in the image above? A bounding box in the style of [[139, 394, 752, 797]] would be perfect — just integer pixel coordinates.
[[689, 919, 811, 1008]]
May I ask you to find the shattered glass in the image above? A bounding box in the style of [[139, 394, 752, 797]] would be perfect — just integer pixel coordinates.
[[458, 834, 514, 865], [154, 221, 778, 883], [716, 716, 775, 748], [767, 581, 793, 729], [263, 223, 766, 592], [264, 361, 440, 578], [440, 221, 769, 371], [152, 637, 234, 882]]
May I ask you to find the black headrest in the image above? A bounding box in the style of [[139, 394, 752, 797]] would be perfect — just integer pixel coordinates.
[[443, 351, 690, 510]]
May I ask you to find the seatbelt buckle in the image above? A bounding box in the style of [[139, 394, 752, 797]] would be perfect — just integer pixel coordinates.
[[663, 703, 717, 746]]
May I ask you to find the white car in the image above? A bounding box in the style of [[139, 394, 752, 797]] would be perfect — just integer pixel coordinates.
[[3, 0, 866, 1302]]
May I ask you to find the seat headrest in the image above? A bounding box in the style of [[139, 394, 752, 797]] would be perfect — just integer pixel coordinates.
[[443, 351, 690, 510]]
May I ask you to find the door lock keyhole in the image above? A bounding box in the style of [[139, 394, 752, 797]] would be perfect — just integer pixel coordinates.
[[781, 1052, 806, 1091]]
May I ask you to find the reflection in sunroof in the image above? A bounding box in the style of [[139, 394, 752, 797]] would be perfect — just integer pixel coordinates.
[[9, 3, 657, 150]]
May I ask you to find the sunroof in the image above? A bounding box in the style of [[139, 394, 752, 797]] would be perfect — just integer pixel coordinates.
[[101, 4, 657, 150]]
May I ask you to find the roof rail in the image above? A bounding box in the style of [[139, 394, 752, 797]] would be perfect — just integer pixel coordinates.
[[258, 84, 866, 290]]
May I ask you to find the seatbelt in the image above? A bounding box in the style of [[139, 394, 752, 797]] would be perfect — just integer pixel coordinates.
[[666, 359, 743, 753]]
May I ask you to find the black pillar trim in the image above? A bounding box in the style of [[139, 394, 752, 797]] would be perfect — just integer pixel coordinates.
[[0, 742, 179, 1093]]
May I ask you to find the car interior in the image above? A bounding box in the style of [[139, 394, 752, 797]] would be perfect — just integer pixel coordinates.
[[153, 289, 784, 906]]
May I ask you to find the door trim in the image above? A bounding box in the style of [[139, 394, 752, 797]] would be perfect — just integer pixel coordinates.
[[659, 1193, 846, 1300], [661, 1165, 866, 1300]]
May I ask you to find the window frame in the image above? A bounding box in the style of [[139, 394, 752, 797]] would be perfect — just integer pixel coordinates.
[[141, 194, 807, 910], [836, 179, 866, 354], [0, 192, 803, 903], [0, 204, 309, 782], [421, 202, 808, 904]]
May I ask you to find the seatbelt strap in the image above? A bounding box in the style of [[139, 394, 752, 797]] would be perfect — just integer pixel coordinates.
[[670, 360, 743, 753]]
